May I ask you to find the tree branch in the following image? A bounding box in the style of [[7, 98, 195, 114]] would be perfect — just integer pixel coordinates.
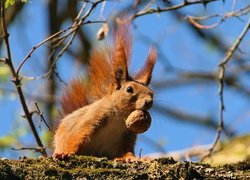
[[133, 0, 221, 19], [34, 102, 53, 133], [0, 0, 47, 156], [203, 16, 250, 160]]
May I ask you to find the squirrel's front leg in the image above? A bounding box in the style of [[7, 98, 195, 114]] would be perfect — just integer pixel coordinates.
[[53, 130, 90, 159], [114, 131, 137, 162], [115, 110, 153, 163], [53, 115, 95, 159], [115, 152, 137, 162]]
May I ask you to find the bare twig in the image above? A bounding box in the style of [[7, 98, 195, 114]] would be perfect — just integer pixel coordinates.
[[185, 4, 250, 29], [45, 2, 89, 76], [133, 0, 220, 19], [16, 20, 105, 80], [219, 18, 250, 66], [139, 148, 143, 159], [34, 102, 53, 133], [0, 1, 25, 36], [153, 104, 225, 131], [11, 147, 46, 153], [232, 0, 237, 12], [54, 69, 67, 86], [0, 57, 6, 63], [99, 0, 106, 19], [15, 1, 105, 81], [187, 16, 223, 29], [1, 0, 47, 156], [202, 16, 250, 161], [16, 26, 74, 76], [0, 86, 58, 103], [185, 4, 250, 22], [146, 144, 213, 161], [173, 10, 249, 65], [16, 1, 104, 76]]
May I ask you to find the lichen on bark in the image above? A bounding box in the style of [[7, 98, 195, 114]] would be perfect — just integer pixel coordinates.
[[0, 156, 249, 179]]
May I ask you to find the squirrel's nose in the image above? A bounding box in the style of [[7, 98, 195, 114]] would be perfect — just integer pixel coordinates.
[[143, 98, 153, 110]]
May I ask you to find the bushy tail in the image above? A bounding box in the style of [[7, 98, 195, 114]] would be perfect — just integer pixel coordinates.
[[60, 48, 112, 116]]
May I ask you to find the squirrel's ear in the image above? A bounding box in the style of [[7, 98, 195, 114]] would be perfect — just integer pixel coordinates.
[[112, 21, 131, 89], [134, 47, 156, 86], [113, 67, 126, 90]]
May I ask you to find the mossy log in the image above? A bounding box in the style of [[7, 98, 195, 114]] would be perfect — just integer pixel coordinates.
[[0, 156, 249, 179]]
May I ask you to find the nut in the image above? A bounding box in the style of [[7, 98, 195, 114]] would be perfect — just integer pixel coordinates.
[[125, 110, 151, 134]]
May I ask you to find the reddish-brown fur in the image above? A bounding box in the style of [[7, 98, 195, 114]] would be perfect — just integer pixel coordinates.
[[135, 47, 157, 85], [54, 22, 156, 161], [61, 78, 87, 116]]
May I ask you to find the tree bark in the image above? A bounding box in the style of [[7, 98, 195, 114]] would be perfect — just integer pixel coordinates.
[[0, 156, 249, 179]]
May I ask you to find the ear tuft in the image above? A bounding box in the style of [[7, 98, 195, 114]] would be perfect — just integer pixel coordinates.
[[115, 68, 123, 82], [134, 47, 157, 85], [111, 18, 132, 88]]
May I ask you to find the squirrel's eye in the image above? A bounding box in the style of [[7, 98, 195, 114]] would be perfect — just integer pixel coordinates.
[[126, 86, 133, 93]]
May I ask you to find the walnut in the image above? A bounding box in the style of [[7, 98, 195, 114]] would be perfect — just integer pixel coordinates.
[[125, 110, 151, 134]]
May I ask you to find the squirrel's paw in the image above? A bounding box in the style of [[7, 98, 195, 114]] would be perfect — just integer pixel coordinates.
[[53, 152, 74, 160], [114, 152, 138, 163], [115, 155, 153, 163], [138, 156, 153, 163], [114, 156, 137, 163]]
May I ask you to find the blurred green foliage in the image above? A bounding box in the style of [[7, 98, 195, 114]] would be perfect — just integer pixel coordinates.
[[5, 0, 27, 8], [0, 65, 10, 84]]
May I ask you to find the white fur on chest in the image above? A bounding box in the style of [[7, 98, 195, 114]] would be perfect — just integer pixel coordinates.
[[87, 116, 127, 158]]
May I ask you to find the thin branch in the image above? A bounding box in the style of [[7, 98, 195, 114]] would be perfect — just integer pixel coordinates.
[[0, 57, 6, 63], [16, 20, 105, 80], [185, 4, 250, 29], [138, 148, 143, 159], [219, 18, 250, 66], [147, 144, 212, 161], [202, 16, 250, 161], [1, 0, 47, 156], [15, 1, 105, 79], [133, 0, 220, 19], [98, 0, 106, 19], [152, 70, 250, 98], [47, 2, 88, 70], [187, 16, 223, 29], [173, 10, 249, 65], [11, 147, 46, 153], [0, 86, 58, 103], [231, 0, 237, 12], [16, 1, 104, 76], [153, 104, 233, 136], [34, 102, 53, 133], [54, 69, 67, 86], [16, 26, 74, 76], [185, 4, 250, 21]]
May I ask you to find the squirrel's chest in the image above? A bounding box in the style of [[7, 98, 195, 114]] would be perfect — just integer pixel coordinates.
[[84, 116, 128, 158]]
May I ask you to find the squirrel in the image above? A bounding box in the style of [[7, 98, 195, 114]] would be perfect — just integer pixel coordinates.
[[53, 22, 156, 162]]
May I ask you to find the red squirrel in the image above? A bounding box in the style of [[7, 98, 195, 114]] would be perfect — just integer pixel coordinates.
[[53, 22, 156, 162]]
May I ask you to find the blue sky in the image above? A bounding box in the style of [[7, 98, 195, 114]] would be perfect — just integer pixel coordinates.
[[0, 0, 249, 159]]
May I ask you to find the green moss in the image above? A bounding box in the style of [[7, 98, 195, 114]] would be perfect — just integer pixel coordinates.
[[0, 156, 249, 179]]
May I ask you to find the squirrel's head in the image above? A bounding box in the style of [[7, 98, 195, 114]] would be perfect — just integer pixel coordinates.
[[110, 23, 157, 114], [112, 80, 153, 114]]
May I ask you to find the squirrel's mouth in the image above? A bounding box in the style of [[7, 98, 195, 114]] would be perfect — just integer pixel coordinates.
[[142, 100, 153, 110], [139, 100, 153, 111], [145, 100, 153, 110]]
